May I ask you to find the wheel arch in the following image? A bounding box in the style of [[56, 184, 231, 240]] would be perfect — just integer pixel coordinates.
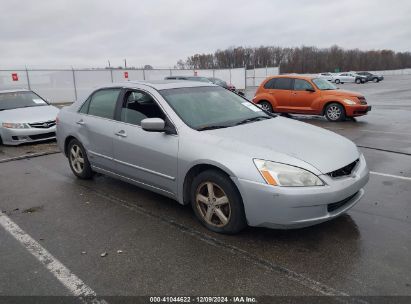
[[64, 135, 78, 157], [182, 162, 238, 206], [322, 100, 345, 115]]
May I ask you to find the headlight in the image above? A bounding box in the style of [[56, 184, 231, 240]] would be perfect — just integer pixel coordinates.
[[253, 159, 324, 187], [343, 99, 357, 105], [2, 122, 30, 129]]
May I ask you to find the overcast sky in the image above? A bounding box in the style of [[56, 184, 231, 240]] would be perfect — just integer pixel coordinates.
[[1, 0, 410, 68]]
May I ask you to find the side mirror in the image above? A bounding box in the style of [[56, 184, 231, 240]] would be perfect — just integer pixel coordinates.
[[305, 88, 315, 92], [141, 118, 165, 132]]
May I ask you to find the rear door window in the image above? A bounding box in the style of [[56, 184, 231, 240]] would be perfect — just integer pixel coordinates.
[[274, 78, 293, 90], [87, 89, 121, 119]]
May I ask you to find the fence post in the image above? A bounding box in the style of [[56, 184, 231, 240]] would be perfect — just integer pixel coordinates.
[[229, 68, 232, 84], [110, 69, 113, 83], [169, 69, 172, 76], [71, 67, 78, 101], [143, 69, 146, 80], [25, 66, 31, 90]]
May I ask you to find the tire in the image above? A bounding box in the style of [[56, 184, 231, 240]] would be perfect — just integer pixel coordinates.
[[325, 103, 346, 122], [190, 170, 247, 234], [355, 78, 361, 84], [0, 135, 3, 145], [335, 79, 341, 84], [67, 138, 93, 179], [373, 78, 379, 83], [259, 101, 273, 112]]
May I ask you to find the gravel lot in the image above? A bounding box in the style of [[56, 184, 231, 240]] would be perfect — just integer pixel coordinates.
[[0, 75, 410, 301]]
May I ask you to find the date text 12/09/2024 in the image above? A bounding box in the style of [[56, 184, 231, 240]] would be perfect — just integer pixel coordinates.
[[149, 296, 257, 303]]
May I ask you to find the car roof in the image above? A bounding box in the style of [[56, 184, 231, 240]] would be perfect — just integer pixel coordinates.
[[266, 75, 317, 80], [95, 80, 217, 91], [0, 88, 31, 94]]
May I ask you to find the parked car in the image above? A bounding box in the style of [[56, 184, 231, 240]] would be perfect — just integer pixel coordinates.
[[356, 71, 384, 82], [317, 73, 335, 82], [207, 77, 245, 96], [164, 76, 212, 83], [57, 81, 369, 234], [0, 89, 59, 145], [252, 75, 371, 121], [333, 72, 367, 84]]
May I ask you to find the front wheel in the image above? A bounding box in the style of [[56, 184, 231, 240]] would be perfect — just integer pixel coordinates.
[[335, 79, 341, 84], [190, 170, 246, 234], [373, 78, 379, 83], [68, 139, 93, 179], [325, 103, 346, 122], [355, 78, 361, 84]]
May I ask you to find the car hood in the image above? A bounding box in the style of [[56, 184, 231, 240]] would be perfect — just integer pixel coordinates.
[[203, 117, 359, 174], [0, 105, 59, 123], [324, 89, 362, 97]]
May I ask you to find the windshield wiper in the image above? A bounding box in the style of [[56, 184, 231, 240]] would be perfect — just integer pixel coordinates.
[[197, 125, 230, 131], [235, 116, 271, 126]]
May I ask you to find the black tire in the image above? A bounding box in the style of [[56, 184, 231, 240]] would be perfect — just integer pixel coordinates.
[[335, 79, 341, 84], [325, 103, 346, 122], [190, 170, 246, 234], [0, 135, 3, 145], [355, 78, 361, 84], [67, 138, 93, 179], [259, 101, 273, 112], [373, 78, 379, 83]]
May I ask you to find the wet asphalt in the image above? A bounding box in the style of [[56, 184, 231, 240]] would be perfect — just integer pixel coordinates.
[[0, 76, 410, 299]]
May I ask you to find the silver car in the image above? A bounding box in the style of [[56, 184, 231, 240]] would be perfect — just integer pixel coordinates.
[[56, 81, 369, 234], [0, 89, 59, 145]]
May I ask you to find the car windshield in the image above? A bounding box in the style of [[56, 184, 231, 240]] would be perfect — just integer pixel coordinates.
[[160, 86, 272, 130], [312, 78, 337, 90], [0, 91, 48, 111]]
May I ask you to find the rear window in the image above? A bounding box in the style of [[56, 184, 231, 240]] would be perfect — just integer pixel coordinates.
[[263, 78, 276, 89]]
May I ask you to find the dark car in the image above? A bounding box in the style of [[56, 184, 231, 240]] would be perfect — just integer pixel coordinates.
[[356, 72, 384, 83], [207, 77, 245, 96]]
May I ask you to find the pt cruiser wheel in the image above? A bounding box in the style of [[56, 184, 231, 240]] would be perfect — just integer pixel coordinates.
[[191, 170, 246, 234], [68, 139, 93, 179], [325, 103, 346, 122]]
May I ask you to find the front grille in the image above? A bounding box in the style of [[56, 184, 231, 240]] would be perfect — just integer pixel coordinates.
[[327, 159, 359, 178], [29, 132, 56, 140], [327, 192, 358, 213], [29, 120, 56, 129]]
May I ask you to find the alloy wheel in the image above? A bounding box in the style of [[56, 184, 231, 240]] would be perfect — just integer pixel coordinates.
[[70, 144, 85, 174], [195, 182, 231, 227], [327, 105, 342, 120]]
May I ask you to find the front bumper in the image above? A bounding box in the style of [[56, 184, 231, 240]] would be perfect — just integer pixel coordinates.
[[234, 155, 369, 229], [345, 105, 372, 117], [1, 126, 56, 145]]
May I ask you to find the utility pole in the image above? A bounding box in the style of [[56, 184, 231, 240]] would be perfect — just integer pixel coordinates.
[[108, 60, 111, 68], [124, 59, 127, 69]]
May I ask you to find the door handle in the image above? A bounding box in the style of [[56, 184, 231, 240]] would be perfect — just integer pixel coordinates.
[[115, 130, 127, 138], [76, 119, 85, 126]]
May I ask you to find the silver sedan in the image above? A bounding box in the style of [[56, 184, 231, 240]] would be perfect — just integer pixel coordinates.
[[0, 89, 59, 145], [56, 81, 369, 234]]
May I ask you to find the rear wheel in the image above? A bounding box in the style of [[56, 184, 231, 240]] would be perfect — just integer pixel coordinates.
[[373, 78, 379, 83], [335, 79, 341, 84], [355, 78, 361, 84], [68, 139, 93, 179], [259, 101, 273, 112], [190, 170, 246, 234], [325, 103, 346, 122]]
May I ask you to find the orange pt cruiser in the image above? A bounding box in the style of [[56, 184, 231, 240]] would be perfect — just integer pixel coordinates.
[[252, 75, 371, 121]]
